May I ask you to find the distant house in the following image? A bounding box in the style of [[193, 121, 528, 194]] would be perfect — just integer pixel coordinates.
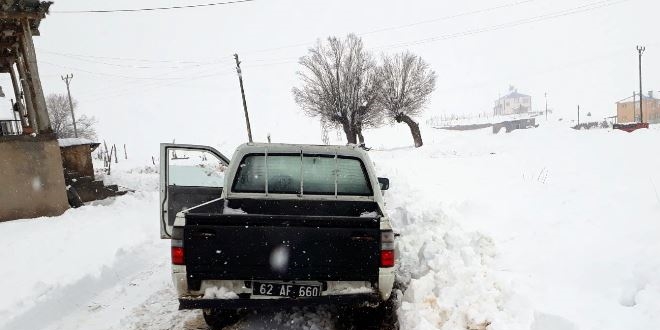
[[494, 88, 532, 116], [616, 92, 660, 124]]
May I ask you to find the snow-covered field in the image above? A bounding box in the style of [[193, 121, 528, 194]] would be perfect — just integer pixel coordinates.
[[1, 122, 659, 330]]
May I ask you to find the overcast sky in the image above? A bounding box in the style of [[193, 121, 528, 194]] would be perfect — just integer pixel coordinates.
[[0, 0, 657, 157]]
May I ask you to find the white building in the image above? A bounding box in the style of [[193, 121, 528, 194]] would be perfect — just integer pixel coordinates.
[[494, 88, 532, 116]]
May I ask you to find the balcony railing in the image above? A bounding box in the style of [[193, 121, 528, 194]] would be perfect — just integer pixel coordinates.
[[0, 120, 23, 136]]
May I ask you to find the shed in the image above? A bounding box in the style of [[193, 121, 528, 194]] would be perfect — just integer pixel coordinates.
[[58, 138, 100, 178], [57, 138, 126, 204]]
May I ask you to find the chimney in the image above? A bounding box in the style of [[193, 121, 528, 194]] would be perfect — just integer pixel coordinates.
[[648, 91, 653, 99]]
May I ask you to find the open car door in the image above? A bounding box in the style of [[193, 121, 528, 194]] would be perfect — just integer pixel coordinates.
[[160, 143, 230, 239]]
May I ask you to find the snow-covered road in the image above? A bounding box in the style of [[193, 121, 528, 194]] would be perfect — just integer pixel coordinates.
[[2, 123, 659, 330]]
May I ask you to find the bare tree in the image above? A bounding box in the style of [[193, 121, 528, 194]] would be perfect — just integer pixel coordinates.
[[293, 34, 382, 145], [378, 52, 436, 147], [46, 93, 97, 140]]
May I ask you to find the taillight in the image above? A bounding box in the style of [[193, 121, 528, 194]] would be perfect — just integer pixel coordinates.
[[171, 246, 185, 265], [380, 250, 395, 267], [380, 230, 395, 268]]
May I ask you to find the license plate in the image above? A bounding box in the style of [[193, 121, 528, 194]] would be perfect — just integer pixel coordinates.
[[252, 281, 322, 298]]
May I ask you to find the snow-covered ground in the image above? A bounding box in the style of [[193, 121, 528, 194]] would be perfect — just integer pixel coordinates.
[[1, 122, 659, 330], [371, 122, 660, 330]]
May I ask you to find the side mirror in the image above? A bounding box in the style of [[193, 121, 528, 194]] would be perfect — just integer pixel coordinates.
[[378, 177, 390, 191]]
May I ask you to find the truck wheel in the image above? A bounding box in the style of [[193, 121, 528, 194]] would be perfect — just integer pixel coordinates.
[[340, 295, 399, 330], [202, 309, 243, 329]]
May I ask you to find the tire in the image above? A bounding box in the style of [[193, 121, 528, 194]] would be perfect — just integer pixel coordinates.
[[202, 309, 243, 330], [339, 295, 399, 330]]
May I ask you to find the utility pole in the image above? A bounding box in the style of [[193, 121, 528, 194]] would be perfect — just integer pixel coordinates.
[[233, 54, 253, 143], [633, 91, 636, 122], [577, 105, 580, 125], [636, 46, 645, 123], [545, 92, 548, 121], [61, 74, 77, 138]]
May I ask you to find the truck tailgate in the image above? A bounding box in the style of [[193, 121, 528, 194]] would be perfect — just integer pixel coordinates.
[[183, 214, 381, 286]]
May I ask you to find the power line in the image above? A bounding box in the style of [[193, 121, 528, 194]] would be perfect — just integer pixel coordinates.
[[44, 54, 211, 70], [74, 56, 294, 102], [40, 60, 226, 80], [73, 59, 290, 101], [39, 56, 292, 82], [36, 0, 580, 65], [69, 65, 208, 96], [244, 0, 632, 66], [44, 0, 630, 83], [38, 48, 231, 65], [52, 0, 256, 14], [80, 68, 236, 103], [40, 0, 634, 102], [71, 63, 235, 98], [244, 0, 538, 55], [360, 0, 536, 36], [375, 0, 630, 50]]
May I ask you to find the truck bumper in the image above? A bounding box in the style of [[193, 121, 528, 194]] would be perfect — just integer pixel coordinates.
[[179, 293, 381, 310], [379, 271, 395, 300]]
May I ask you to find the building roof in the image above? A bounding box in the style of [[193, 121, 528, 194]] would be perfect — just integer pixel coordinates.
[[0, 1, 52, 73], [616, 93, 658, 104], [58, 138, 99, 148], [498, 91, 531, 101]]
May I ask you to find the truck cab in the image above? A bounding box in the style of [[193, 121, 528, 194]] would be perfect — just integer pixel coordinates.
[[160, 143, 395, 328]]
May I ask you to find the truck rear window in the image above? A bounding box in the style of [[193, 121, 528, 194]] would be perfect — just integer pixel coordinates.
[[232, 154, 372, 196]]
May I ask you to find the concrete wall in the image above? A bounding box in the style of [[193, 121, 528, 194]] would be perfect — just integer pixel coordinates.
[[617, 99, 660, 124], [0, 135, 69, 221]]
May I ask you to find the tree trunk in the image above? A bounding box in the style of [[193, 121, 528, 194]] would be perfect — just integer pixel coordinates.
[[396, 113, 423, 147], [341, 121, 358, 144], [357, 127, 365, 146]]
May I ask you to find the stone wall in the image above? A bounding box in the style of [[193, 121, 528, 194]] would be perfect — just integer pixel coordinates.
[[0, 135, 69, 221], [61, 144, 95, 178], [492, 118, 537, 134]]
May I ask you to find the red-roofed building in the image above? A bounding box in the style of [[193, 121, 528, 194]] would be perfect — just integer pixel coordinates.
[[616, 92, 660, 124]]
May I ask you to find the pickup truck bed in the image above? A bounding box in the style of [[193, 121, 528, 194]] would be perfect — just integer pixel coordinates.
[[183, 198, 382, 291]]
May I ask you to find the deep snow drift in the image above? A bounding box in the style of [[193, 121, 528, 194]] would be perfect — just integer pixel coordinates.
[[1, 122, 659, 330], [370, 122, 660, 330]]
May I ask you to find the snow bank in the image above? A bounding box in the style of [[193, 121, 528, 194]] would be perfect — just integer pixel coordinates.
[[381, 182, 532, 330], [94, 159, 160, 192], [370, 122, 660, 330], [0, 191, 160, 329]]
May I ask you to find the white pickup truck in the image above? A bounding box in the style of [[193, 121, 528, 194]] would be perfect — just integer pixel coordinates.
[[159, 143, 396, 328]]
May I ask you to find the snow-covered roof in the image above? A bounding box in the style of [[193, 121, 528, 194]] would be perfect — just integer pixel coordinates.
[[58, 138, 98, 148], [617, 93, 659, 103], [501, 91, 530, 99]]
